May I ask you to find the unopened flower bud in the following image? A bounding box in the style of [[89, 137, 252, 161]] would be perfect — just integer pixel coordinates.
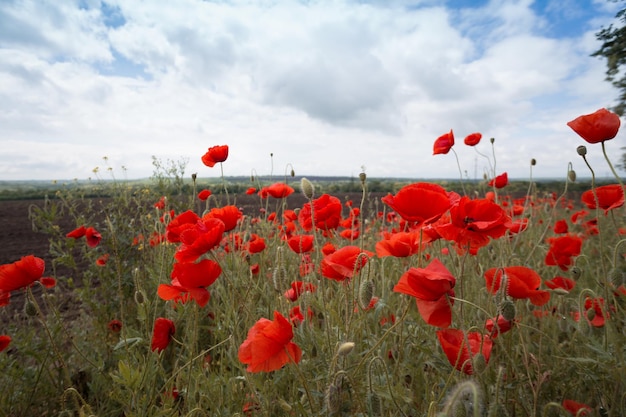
[[571, 266, 582, 279], [490, 137, 495, 144], [359, 172, 367, 183], [290, 168, 295, 177], [472, 353, 487, 374], [134, 290, 145, 305], [337, 342, 355, 357], [530, 158, 536, 166], [191, 173, 197, 181], [300, 177, 315, 199], [568, 169, 576, 182], [577, 145, 587, 156], [24, 300, 37, 317], [500, 300, 516, 322]]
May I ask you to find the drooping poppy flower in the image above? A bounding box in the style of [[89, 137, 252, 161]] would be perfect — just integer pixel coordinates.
[[298, 194, 343, 231], [433, 129, 454, 155], [96, 254, 110, 267], [435, 196, 511, 254], [85, 227, 102, 248], [581, 184, 625, 214], [151, 318, 175, 352], [393, 258, 456, 327], [320, 246, 373, 282], [66, 226, 86, 239], [562, 399, 593, 416], [484, 266, 550, 306], [39, 276, 56, 289], [463, 132, 482, 146], [201, 145, 229, 167], [567, 108, 620, 144], [284, 281, 317, 302], [436, 329, 493, 375], [544, 235, 583, 271], [488, 172, 508, 189], [204, 205, 243, 232], [158, 259, 222, 307], [381, 182, 453, 224], [198, 189, 212, 201], [375, 231, 430, 258], [0, 335, 11, 352], [544, 276, 576, 292], [287, 235, 314, 254], [0, 255, 46, 293], [259, 183, 295, 199], [581, 297, 608, 327], [238, 311, 302, 373], [175, 218, 226, 263], [485, 315, 515, 338]]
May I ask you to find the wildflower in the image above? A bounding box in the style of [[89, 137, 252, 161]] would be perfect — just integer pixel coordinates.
[[158, 259, 222, 307], [0, 290, 10, 307], [175, 217, 225, 263], [381, 182, 453, 224], [151, 318, 175, 352], [284, 281, 316, 302], [484, 266, 550, 306], [544, 276, 576, 292], [289, 305, 315, 326], [553, 219, 569, 234], [545, 235, 583, 271], [463, 132, 482, 146], [488, 172, 508, 189], [96, 254, 110, 267], [245, 187, 257, 195], [433, 129, 454, 154], [198, 189, 212, 201], [485, 315, 515, 338], [108, 319, 122, 333], [204, 205, 243, 232], [435, 196, 511, 255], [154, 196, 166, 210], [320, 246, 373, 282], [393, 258, 456, 327], [578, 297, 608, 327], [0, 255, 46, 293], [567, 108, 620, 144], [562, 399, 592, 416], [436, 329, 492, 375], [0, 335, 11, 352], [39, 277, 56, 288], [66, 225, 86, 239], [298, 194, 343, 231], [581, 184, 625, 214], [238, 311, 302, 372], [85, 227, 102, 248], [375, 230, 431, 258], [245, 234, 266, 254], [287, 235, 314, 254], [259, 183, 295, 199], [201, 144, 229, 167]]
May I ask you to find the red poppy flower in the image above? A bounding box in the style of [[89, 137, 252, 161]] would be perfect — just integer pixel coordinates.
[[246, 187, 257, 195], [436, 329, 492, 375], [0, 255, 46, 293], [85, 227, 102, 248], [553, 219, 569, 234], [484, 266, 550, 306], [381, 182, 453, 224], [485, 315, 515, 338], [488, 172, 508, 189], [320, 246, 373, 282], [393, 258, 456, 327], [287, 235, 314, 254], [154, 196, 166, 210], [204, 205, 243, 232], [284, 281, 316, 302], [245, 234, 266, 254], [165, 211, 200, 243], [545, 235, 582, 271], [0, 290, 9, 307], [108, 319, 122, 333], [375, 231, 429, 258], [198, 189, 212, 201], [66, 225, 86, 239], [298, 194, 343, 231], [259, 183, 295, 199], [96, 254, 110, 267], [582, 297, 608, 327], [544, 276, 575, 292], [463, 132, 482, 146], [158, 259, 222, 307], [238, 311, 302, 373], [435, 196, 511, 254], [151, 318, 175, 352], [289, 305, 315, 326], [0, 335, 11, 352], [322, 242, 336, 255], [567, 108, 620, 144], [201, 145, 229, 167], [433, 129, 454, 155], [581, 184, 625, 214], [39, 276, 56, 289], [562, 399, 592, 416], [175, 218, 226, 263]]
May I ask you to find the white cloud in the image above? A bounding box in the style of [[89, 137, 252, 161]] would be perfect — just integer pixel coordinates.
[[0, 0, 623, 182]]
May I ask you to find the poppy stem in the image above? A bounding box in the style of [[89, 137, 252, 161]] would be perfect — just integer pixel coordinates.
[[601, 141, 625, 191], [451, 148, 467, 196]]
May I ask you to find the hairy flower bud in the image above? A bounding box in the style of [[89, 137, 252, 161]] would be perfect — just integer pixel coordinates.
[[576, 145, 587, 156], [300, 177, 315, 199]]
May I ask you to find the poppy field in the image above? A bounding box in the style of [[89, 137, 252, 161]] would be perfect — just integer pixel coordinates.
[[1, 109, 625, 416]]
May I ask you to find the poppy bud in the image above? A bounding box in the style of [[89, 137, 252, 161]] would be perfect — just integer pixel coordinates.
[[609, 268, 625, 287], [337, 342, 355, 357], [586, 307, 596, 322], [568, 169, 576, 183], [191, 173, 197, 181], [24, 300, 37, 317], [500, 300, 516, 322], [300, 177, 315, 199], [358, 278, 374, 310], [576, 145, 587, 156], [134, 290, 145, 305], [367, 391, 382, 416], [490, 137, 495, 144], [290, 169, 295, 177], [277, 398, 292, 412], [325, 382, 342, 414], [571, 266, 582, 279], [359, 172, 367, 183], [472, 353, 487, 374], [530, 158, 536, 166]]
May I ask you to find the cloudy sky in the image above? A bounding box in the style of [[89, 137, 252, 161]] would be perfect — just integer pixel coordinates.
[[1, 0, 624, 182]]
